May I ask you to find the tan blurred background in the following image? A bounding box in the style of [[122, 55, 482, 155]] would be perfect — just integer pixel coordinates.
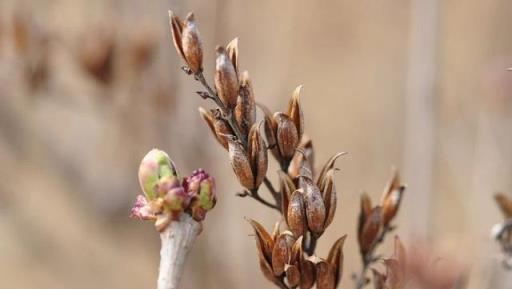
[[0, 0, 511, 288]]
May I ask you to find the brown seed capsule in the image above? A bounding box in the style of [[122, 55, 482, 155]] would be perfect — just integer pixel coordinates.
[[316, 261, 335, 289], [235, 71, 256, 136], [287, 85, 304, 140], [286, 264, 301, 287], [290, 236, 303, 264], [289, 135, 315, 179], [300, 259, 316, 289], [380, 170, 406, 227], [321, 169, 337, 229], [198, 107, 233, 150], [181, 13, 203, 74], [226, 37, 239, 76], [302, 177, 326, 234], [327, 235, 347, 287], [227, 137, 254, 190], [168, 10, 185, 62], [287, 190, 307, 237], [248, 123, 268, 188], [272, 233, 294, 276], [274, 112, 299, 160], [259, 103, 281, 161], [360, 206, 383, 255], [248, 219, 274, 263], [215, 46, 239, 110], [495, 193, 512, 218]]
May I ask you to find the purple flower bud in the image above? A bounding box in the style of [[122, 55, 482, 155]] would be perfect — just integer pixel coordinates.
[[183, 169, 216, 221]]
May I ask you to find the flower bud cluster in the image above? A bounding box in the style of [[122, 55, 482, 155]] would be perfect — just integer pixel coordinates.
[[131, 149, 216, 231]]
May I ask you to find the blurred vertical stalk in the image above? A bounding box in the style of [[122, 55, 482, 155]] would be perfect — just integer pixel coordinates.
[[403, 0, 439, 239]]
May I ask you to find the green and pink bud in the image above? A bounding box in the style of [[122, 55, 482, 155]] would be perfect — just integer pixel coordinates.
[[138, 149, 178, 200], [183, 169, 216, 221]]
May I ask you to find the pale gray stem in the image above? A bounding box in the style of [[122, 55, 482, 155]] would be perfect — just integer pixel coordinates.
[[157, 214, 202, 289]]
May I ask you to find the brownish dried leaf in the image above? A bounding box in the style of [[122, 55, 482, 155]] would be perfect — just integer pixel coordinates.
[[288, 190, 307, 237], [215, 46, 239, 109]]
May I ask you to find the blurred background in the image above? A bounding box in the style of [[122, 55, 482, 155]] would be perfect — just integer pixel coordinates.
[[0, 0, 511, 288]]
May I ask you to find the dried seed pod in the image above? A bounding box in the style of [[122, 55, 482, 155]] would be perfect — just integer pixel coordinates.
[[287, 85, 304, 140], [181, 13, 203, 74], [286, 264, 301, 287], [168, 10, 185, 62], [316, 152, 346, 188], [327, 235, 347, 287], [316, 261, 335, 289], [380, 170, 406, 227], [259, 257, 278, 283], [357, 192, 373, 246], [287, 190, 307, 237], [227, 137, 255, 190], [300, 259, 316, 289], [302, 177, 326, 234], [289, 135, 314, 179], [495, 193, 512, 218], [198, 107, 233, 149], [321, 169, 337, 229], [360, 206, 383, 255], [226, 37, 239, 76], [371, 268, 387, 289], [248, 123, 268, 188], [274, 112, 299, 160], [279, 171, 296, 215], [215, 46, 239, 110], [290, 236, 304, 264], [272, 233, 294, 276], [235, 71, 256, 136], [248, 219, 274, 263]]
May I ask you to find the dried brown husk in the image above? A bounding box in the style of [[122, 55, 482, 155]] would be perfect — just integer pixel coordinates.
[[248, 219, 274, 263], [301, 177, 326, 234], [287, 85, 304, 140], [181, 13, 203, 73], [215, 46, 239, 109], [316, 260, 335, 289], [248, 123, 267, 188], [198, 107, 233, 150], [168, 10, 185, 62], [227, 137, 254, 190], [286, 264, 301, 287], [380, 170, 405, 227], [360, 206, 382, 255], [321, 169, 337, 229], [299, 259, 316, 289], [274, 112, 299, 160], [235, 71, 256, 137], [358, 192, 373, 246], [226, 37, 239, 76], [316, 152, 346, 188], [327, 235, 347, 287], [259, 103, 281, 161], [287, 190, 307, 237]]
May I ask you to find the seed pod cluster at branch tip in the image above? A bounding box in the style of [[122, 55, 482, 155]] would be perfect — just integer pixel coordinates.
[[357, 169, 406, 259], [282, 151, 344, 240], [249, 219, 346, 289], [169, 11, 203, 74], [131, 149, 216, 231]]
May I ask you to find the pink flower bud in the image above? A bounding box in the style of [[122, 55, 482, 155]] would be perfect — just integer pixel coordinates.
[[183, 169, 216, 221]]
